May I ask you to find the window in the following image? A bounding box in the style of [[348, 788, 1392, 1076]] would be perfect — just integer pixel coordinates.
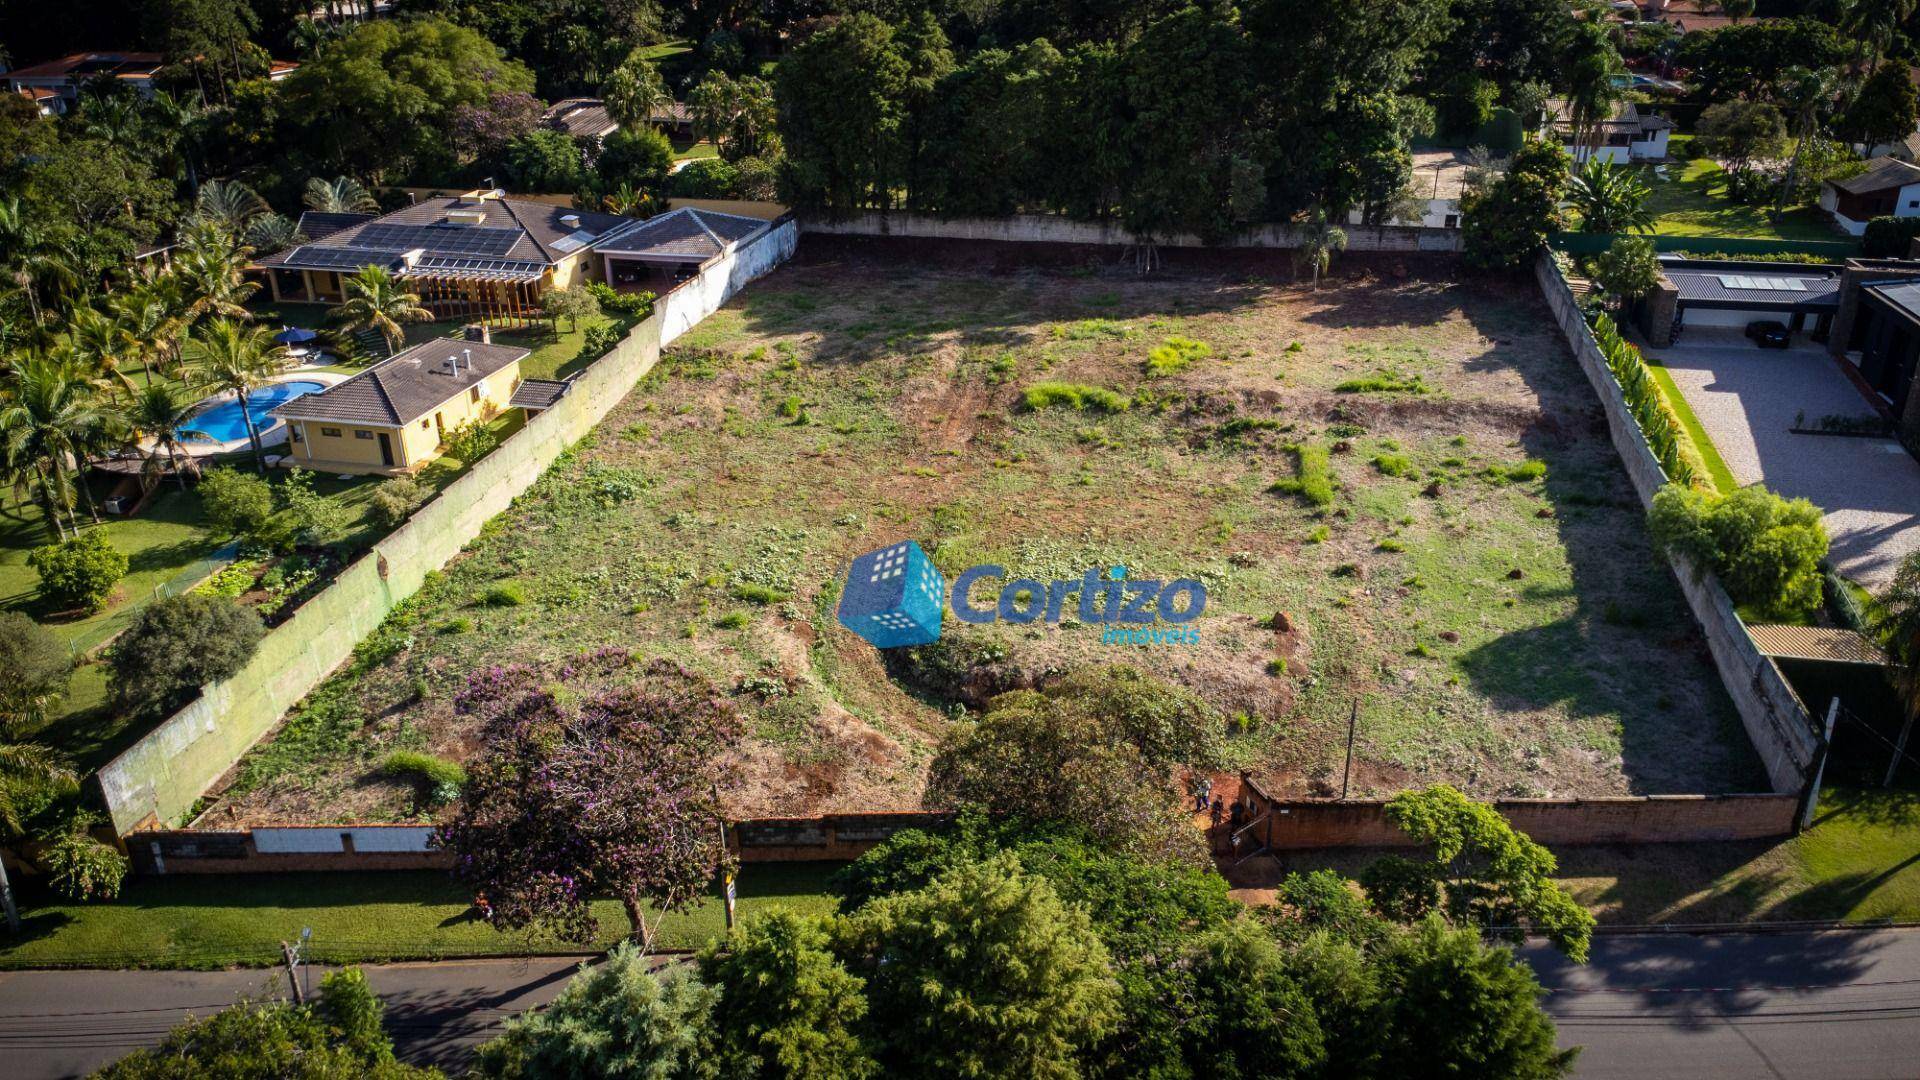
[[1909, 200, 1918, 209], [470, 386, 481, 403], [421, 419, 430, 429], [354, 429, 374, 440], [290, 426, 302, 442], [320, 426, 341, 437], [1444, 214, 1459, 229]]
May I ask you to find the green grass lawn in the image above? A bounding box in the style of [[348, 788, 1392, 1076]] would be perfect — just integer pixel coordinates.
[[672, 138, 721, 164], [1633, 139, 1841, 243], [0, 862, 842, 969], [1642, 358, 1739, 495]]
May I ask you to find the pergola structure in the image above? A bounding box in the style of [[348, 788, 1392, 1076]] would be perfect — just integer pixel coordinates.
[[400, 256, 549, 330]]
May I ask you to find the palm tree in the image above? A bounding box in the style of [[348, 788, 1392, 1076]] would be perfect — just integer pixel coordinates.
[[1843, 0, 1918, 77], [329, 265, 432, 354], [191, 179, 270, 237], [171, 225, 259, 327], [1872, 553, 1920, 784], [601, 183, 658, 218], [0, 199, 79, 327], [0, 354, 113, 539], [1563, 20, 1625, 163], [184, 319, 289, 472], [1294, 208, 1348, 290], [65, 306, 139, 396], [303, 176, 378, 215], [242, 214, 305, 256], [112, 272, 189, 386], [123, 383, 213, 492], [1566, 157, 1654, 234], [1776, 66, 1835, 208]]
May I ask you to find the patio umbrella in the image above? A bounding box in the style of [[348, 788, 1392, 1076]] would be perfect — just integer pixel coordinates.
[[274, 326, 319, 344]]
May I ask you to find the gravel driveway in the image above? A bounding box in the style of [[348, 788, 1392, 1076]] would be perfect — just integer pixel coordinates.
[[1646, 331, 1920, 591]]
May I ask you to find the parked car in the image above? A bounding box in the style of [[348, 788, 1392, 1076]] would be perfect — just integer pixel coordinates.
[[1745, 320, 1791, 349]]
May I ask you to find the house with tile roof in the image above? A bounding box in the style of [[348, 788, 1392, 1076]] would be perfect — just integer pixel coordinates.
[[271, 337, 530, 474], [1819, 156, 1920, 236], [4, 52, 164, 116], [592, 206, 773, 287], [541, 96, 695, 141], [254, 189, 632, 327], [1544, 99, 1674, 164]]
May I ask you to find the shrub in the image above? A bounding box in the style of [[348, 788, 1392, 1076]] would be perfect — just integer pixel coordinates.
[[1863, 215, 1920, 257], [716, 610, 750, 629], [1021, 381, 1131, 413], [44, 831, 129, 901], [1649, 483, 1829, 620], [1144, 335, 1212, 376], [0, 611, 71, 727], [382, 749, 467, 795], [1270, 443, 1334, 507], [730, 582, 789, 603], [668, 157, 741, 198], [1588, 313, 1709, 490], [447, 419, 502, 463], [369, 476, 428, 529], [27, 531, 126, 613], [587, 280, 655, 317], [1336, 373, 1428, 394], [1372, 454, 1415, 477], [481, 582, 527, 607], [109, 593, 265, 715], [199, 467, 276, 538], [542, 283, 601, 332], [279, 469, 353, 550]]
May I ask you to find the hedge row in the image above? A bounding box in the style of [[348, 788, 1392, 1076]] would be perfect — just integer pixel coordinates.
[[1588, 313, 1708, 491]]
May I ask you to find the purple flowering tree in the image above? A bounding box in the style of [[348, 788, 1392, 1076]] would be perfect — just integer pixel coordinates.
[[449, 90, 546, 162], [435, 652, 742, 950]]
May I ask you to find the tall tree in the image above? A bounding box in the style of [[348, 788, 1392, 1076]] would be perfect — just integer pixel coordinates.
[[124, 382, 213, 491], [328, 265, 431, 354], [1777, 66, 1837, 208], [776, 14, 911, 215], [436, 654, 742, 950], [183, 319, 289, 472], [304, 176, 380, 215], [602, 50, 670, 131], [0, 354, 112, 539], [1460, 138, 1570, 271], [1560, 18, 1624, 162]]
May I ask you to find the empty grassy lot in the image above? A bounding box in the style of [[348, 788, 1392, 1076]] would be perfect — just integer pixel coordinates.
[[207, 253, 1765, 828]]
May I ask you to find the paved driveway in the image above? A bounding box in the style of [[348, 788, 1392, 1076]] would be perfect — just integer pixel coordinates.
[[1646, 332, 1920, 591]]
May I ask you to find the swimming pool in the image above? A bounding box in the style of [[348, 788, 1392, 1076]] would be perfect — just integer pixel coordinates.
[[184, 381, 326, 443]]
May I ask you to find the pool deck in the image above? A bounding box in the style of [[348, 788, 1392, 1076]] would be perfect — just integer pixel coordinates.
[[173, 372, 352, 458]]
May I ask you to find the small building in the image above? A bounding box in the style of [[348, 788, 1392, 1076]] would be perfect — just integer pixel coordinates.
[[254, 189, 632, 327], [592, 206, 772, 289], [1637, 258, 1842, 345], [1544, 99, 1674, 164], [542, 98, 619, 141], [1348, 149, 1468, 229], [270, 337, 530, 475], [3, 52, 165, 114], [541, 97, 695, 142], [1819, 156, 1920, 236]]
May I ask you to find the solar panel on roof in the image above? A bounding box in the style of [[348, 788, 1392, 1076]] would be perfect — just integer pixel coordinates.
[[1716, 274, 1808, 292], [353, 223, 522, 256], [280, 246, 402, 271]]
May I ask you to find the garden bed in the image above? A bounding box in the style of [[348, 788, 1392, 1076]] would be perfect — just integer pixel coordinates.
[[204, 254, 1767, 828]]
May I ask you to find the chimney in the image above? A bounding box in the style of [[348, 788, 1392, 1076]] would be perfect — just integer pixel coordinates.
[[560, 213, 581, 230], [463, 323, 491, 344], [462, 348, 473, 374]]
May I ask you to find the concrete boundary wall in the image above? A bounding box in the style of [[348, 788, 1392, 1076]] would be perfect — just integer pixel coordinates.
[[98, 219, 800, 834], [1533, 253, 1820, 794], [126, 812, 947, 874], [801, 212, 1462, 253], [1236, 777, 1798, 850]]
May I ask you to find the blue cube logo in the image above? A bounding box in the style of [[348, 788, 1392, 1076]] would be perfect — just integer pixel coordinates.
[[838, 541, 946, 649]]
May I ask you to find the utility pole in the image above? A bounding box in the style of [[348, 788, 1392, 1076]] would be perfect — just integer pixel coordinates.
[[1802, 698, 1841, 831], [1340, 699, 1359, 801], [1887, 703, 1916, 788], [280, 927, 311, 1004]]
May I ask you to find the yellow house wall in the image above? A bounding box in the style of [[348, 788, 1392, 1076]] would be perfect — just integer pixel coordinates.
[[287, 361, 523, 474], [290, 422, 399, 469], [549, 253, 587, 290]]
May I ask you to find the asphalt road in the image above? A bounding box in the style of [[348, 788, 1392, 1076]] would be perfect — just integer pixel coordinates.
[[0, 956, 588, 1079], [3, 930, 1918, 1079], [1522, 928, 1920, 1079]]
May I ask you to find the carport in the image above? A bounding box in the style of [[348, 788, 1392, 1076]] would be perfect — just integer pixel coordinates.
[[1662, 263, 1841, 342]]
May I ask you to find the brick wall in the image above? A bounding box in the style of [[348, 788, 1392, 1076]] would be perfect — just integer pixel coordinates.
[[802, 211, 1461, 253], [1236, 776, 1798, 850]]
